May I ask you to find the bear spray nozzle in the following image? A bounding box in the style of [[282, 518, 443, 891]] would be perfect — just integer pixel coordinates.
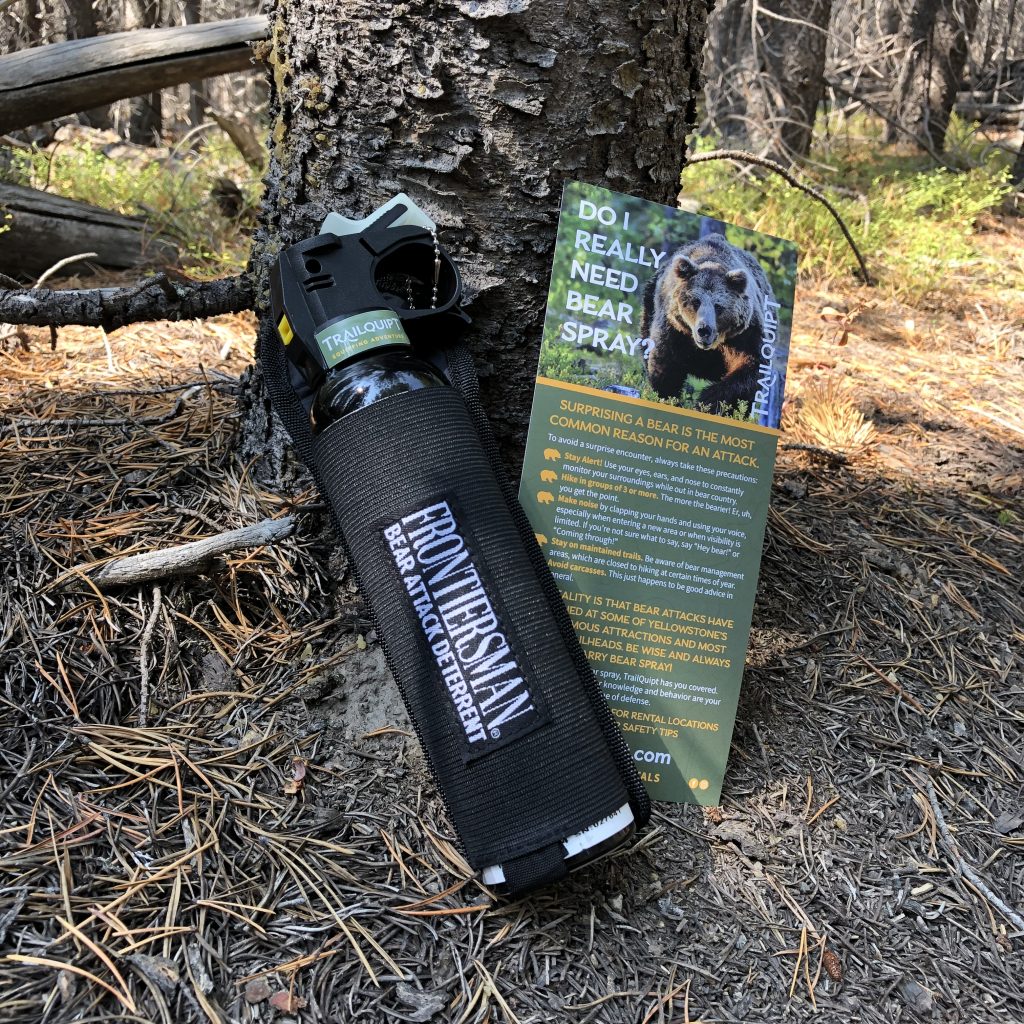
[[269, 194, 470, 391]]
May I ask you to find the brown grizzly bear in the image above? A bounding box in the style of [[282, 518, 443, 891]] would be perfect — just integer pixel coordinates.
[[642, 233, 774, 417]]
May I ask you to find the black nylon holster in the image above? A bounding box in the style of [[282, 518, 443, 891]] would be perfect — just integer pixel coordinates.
[[258, 319, 650, 895]]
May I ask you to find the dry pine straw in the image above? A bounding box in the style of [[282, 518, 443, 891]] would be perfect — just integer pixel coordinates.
[[0, 253, 1022, 1024]]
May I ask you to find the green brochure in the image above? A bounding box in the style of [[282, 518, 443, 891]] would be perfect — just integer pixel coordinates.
[[519, 182, 797, 805]]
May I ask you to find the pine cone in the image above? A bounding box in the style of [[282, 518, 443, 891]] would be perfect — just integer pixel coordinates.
[[822, 947, 843, 982]]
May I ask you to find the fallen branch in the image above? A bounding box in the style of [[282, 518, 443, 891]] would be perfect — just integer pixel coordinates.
[[0, 182, 178, 278], [0, 273, 253, 331], [923, 776, 1024, 934], [73, 516, 296, 589], [0, 15, 269, 133], [954, 100, 1024, 126], [686, 149, 873, 286]]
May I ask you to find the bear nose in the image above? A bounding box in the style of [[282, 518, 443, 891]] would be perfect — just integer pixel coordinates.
[[697, 323, 715, 341]]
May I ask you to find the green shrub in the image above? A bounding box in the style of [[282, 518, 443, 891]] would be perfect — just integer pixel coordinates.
[[680, 132, 1011, 298], [3, 132, 264, 274]]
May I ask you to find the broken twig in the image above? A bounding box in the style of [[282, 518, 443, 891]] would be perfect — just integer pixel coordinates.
[[72, 516, 296, 589], [686, 148, 873, 286], [138, 586, 163, 727], [924, 776, 1024, 934]]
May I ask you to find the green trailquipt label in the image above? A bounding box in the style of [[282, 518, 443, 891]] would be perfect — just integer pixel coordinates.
[[520, 182, 797, 806], [315, 309, 410, 368]]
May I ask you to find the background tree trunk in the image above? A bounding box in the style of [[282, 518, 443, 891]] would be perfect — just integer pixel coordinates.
[[249, 0, 707, 464], [22, 0, 43, 48], [182, 0, 208, 126], [1011, 133, 1024, 189], [128, 0, 166, 143], [63, 0, 112, 128], [886, 0, 981, 150], [703, 0, 751, 147], [703, 0, 833, 161]]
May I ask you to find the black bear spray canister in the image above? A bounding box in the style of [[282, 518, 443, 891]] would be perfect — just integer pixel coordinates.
[[265, 195, 649, 895]]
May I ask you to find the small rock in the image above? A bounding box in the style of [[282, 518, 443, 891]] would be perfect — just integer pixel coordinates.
[[129, 954, 178, 994], [658, 895, 686, 921], [992, 811, 1024, 835], [269, 990, 306, 1012], [186, 943, 213, 994], [200, 650, 233, 692], [244, 978, 272, 1004], [898, 978, 934, 1014], [394, 981, 448, 1021]]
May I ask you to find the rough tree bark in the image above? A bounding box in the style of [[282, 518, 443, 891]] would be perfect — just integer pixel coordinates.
[[886, 0, 981, 151], [703, 0, 833, 161], [248, 0, 708, 464]]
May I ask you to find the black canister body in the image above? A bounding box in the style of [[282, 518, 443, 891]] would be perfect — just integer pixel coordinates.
[[305, 337, 635, 892]]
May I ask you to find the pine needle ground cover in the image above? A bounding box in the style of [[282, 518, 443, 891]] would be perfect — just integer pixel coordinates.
[[1, 215, 1022, 1020]]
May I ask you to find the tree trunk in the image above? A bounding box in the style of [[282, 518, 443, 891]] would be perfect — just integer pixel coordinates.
[[23, 0, 43, 49], [249, 0, 708, 464], [63, 0, 101, 40], [702, 0, 751, 147], [63, 0, 111, 129], [703, 0, 833, 161], [182, 0, 208, 126], [1011, 134, 1024, 191], [128, 0, 166, 143], [886, 0, 981, 151]]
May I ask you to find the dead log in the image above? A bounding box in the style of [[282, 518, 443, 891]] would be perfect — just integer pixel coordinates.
[[0, 16, 269, 134], [0, 183, 177, 278], [954, 100, 1024, 125], [0, 272, 251, 328]]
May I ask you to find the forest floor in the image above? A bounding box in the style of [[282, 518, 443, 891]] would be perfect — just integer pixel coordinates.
[[0, 212, 1022, 1024]]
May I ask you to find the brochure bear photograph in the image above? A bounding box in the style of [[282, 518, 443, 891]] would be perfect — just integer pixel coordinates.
[[642, 233, 776, 418]]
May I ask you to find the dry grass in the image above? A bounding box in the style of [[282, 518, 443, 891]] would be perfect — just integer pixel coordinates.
[[1, 212, 1022, 1022], [791, 378, 877, 458]]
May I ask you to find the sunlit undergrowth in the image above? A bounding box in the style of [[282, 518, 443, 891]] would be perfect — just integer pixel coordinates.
[[5, 131, 265, 274], [681, 118, 1013, 300]]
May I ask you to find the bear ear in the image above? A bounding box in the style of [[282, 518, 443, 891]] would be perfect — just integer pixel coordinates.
[[725, 269, 747, 292], [675, 256, 697, 279]]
